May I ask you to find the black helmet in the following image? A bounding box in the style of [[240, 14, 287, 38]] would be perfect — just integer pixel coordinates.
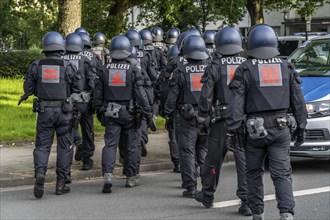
[[140, 29, 153, 45], [124, 30, 141, 47], [215, 27, 243, 55], [42, 31, 65, 52], [182, 35, 209, 60], [246, 24, 279, 59], [166, 28, 180, 44], [151, 26, 164, 42], [177, 30, 201, 53], [167, 44, 179, 61], [78, 32, 92, 48], [203, 30, 216, 44], [65, 33, 83, 52], [93, 32, 107, 45], [75, 27, 89, 36], [109, 35, 132, 59], [187, 28, 201, 37]]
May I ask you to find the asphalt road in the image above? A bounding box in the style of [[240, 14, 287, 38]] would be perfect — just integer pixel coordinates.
[[1, 157, 329, 220]]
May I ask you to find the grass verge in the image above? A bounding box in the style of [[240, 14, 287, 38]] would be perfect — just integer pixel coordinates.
[[0, 78, 165, 142]]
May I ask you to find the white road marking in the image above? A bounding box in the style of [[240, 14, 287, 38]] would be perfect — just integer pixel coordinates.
[[212, 186, 330, 208]]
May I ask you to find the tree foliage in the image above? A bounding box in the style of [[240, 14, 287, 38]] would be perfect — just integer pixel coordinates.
[[0, 0, 58, 50], [137, 0, 246, 32], [1, 0, 328, 50]]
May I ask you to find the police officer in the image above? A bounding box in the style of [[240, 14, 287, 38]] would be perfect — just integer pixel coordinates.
[[18, 31, 79, 198], [140, 29, 167, 131], [202, 30, 216, 58], [62, 33, 97, 174], [164, 35, 209, 198], [124, 30, 158, 157], [91, 32, 110, 65], [226, 24, 307, 220], [158, 44, 181, 173], [151, 26, 165, 53], [73, 32, 101, 166], [163, 27, 180, 55], [94, 35, 151, 193], [194, 27, 251, 216], [78, 32, 102, 70], [157, 30, 201, 176]]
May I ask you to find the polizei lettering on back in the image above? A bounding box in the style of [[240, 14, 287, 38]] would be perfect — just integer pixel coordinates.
[[106, 63, 130, 70], [252, 58, 283, 65], [221, 57, 246, 65], [186, 64, 206, 73], [63, 54, 82, 60]]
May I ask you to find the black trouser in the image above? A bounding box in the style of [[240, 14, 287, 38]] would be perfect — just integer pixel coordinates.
[[245, 126, 294, 215], [102, 109, 138, 177], [34, 107, 72, 180], [201, 120, 248, 202], [165, 117, 180, 166], [73, 103, 95, 164], [177, 114, 208, 190], [140, 116, 149, 145]]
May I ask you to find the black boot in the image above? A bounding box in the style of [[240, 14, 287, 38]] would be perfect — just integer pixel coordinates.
[[34, 173, 45, 199], [74, 143, 83, 161], [65, 171, 72, 184], [141, 141, 147, 157], [173, 164, 180, 173], [81, 159, 93, 171], [102, 173, 113, 193], [55, 179, 70, 195], [194, 190, 214, 208]]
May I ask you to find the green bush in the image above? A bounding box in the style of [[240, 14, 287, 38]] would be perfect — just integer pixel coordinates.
[[0, 51, 43, 78]]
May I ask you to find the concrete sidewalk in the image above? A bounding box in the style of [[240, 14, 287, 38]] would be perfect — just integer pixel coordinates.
[[0, 131, 234, 188]]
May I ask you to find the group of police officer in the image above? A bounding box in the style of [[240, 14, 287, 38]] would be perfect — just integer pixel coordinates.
[[19, 23, 307, 220]]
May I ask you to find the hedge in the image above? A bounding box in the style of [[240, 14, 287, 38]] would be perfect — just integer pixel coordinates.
[[0, 51, 43, 78]]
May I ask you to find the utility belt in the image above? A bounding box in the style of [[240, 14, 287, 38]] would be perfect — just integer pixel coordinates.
[[178, 104, 198, 120], [70, 91, 91, 104], [104, 100, 136, 119], [211, 102, 227, 123], [246, 110, 292, 139], [33, 98, 73, 113]]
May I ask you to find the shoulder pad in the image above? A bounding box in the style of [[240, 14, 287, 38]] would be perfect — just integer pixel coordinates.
[[126, 57, 138, 66]]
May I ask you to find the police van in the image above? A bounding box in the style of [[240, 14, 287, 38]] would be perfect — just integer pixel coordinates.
[[287, 34, 330, 159]]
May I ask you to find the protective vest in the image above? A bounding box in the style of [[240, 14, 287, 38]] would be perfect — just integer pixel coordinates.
[[103, 60, 133, 102], [91, 46, 108, 65], [244, 58, 290, 114], [137, 49, 152, 88], [62, 54, 88, 92], [180, 61, 207, 105], [214, 56, 246, 104], [144, 45, 159, 70], [153, 42, 165, 53], [36, 58, 68, 100]]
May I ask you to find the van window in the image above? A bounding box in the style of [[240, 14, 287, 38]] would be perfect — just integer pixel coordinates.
[[278, 40, 299, 57], [288, 39, 330, 76]]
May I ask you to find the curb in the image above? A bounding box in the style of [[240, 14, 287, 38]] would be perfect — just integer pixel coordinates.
[[0, 162, 174, 188], [0, 153, 235, 188]]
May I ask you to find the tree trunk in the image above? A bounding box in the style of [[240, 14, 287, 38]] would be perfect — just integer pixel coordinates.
[[58, 0, 82, 35], [107, 0, 147, 38], [246, 0, 264, 27]]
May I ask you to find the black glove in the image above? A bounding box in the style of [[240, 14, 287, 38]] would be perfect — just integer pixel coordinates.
[[291, 128, 305, 147], [165, 117, 173, 130], [18, 95, 28, 106]]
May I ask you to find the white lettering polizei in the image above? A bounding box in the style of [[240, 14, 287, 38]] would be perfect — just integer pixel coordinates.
[[186, 65, 206, 73]]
